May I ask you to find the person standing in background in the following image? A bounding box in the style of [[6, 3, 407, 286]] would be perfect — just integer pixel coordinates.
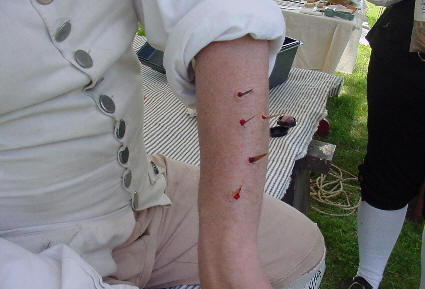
[[346, 0, 425, 288]]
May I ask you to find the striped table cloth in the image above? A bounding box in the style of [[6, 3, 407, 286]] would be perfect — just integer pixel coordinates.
[[133, 36, 343, 289]]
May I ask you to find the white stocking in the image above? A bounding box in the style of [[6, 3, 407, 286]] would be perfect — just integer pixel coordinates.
[[356, 201, 407, 289]]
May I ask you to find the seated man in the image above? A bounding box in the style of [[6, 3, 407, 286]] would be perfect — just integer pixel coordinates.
[[0, 1, 325, 288]]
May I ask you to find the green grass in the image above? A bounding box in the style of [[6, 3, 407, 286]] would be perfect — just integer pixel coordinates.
[[310, 3, 423, 288], [365, 2, 383, 28], [137, 24, 145, 36], [311, 209, 422, 289]]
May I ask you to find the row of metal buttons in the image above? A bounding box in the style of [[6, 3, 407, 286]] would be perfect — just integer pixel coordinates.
[[38, 0, 94, 69], [98, 92, 131, 185], [98, 95, 129, 167], [98, 92, 131, 186], [48, 9, 92, 68], [37, 0, 133, 190]]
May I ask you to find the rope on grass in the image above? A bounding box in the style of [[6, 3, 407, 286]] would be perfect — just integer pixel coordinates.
[[310, 164, 361, 217]]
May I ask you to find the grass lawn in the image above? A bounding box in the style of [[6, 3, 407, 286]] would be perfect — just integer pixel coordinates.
[[310, 3, 423, 288]]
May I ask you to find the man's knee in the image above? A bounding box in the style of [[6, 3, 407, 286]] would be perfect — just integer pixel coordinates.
[[258, 194, 325, 288]]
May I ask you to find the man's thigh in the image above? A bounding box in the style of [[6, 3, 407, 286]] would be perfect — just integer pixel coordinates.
[[146, 155, 324, 289]]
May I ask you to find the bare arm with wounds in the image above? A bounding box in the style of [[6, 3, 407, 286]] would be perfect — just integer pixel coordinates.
[[195, 35, 272, 289]]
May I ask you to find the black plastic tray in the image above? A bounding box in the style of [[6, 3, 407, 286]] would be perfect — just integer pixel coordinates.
[[137, 42, 165, 74], [269, 37, 302, 89]]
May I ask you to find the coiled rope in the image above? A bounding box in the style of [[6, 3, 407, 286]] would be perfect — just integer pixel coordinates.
[[310, 164, 361, 217]]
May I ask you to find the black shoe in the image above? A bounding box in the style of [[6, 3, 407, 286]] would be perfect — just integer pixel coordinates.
[[346, 276, 373, 289]]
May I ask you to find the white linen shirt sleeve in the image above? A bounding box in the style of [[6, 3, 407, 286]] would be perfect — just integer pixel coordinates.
[[133, 0, 286, 107], [0, 238, 136, 289]]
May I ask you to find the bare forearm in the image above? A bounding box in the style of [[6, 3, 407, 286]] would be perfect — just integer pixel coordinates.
[[195, 36, 272, 289]]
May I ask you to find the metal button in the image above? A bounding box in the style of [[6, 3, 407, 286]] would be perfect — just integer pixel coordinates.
[[115, 120, 126, 139], [74, 50, 93, 68], [37, 0, 53, 4], [118, 146, 129, 165], [151, 161, 159, 175], [55, 21, 71, 42], [99, 94, 115, 114], [132, 192, 139, 210], [123, 170, 132, 188]]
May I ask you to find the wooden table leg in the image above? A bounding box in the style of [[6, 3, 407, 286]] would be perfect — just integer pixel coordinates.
[[282, 139, 336, 215]]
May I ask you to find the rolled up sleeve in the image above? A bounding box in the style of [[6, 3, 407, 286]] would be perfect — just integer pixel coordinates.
[[134, 0, 285, 106]]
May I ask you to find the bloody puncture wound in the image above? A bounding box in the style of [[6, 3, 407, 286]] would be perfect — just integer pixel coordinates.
[[240, 115, 255, 126], [237, 89, 253, 97], [233, 186, 242, 200], [248, 152, 268, 163]]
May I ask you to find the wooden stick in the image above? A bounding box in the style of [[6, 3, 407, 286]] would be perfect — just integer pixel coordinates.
[[240, 115, 255, 126], [248, 152, 268, 163], [236, 89, 253, 97], [261, 112, 287, 120]]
